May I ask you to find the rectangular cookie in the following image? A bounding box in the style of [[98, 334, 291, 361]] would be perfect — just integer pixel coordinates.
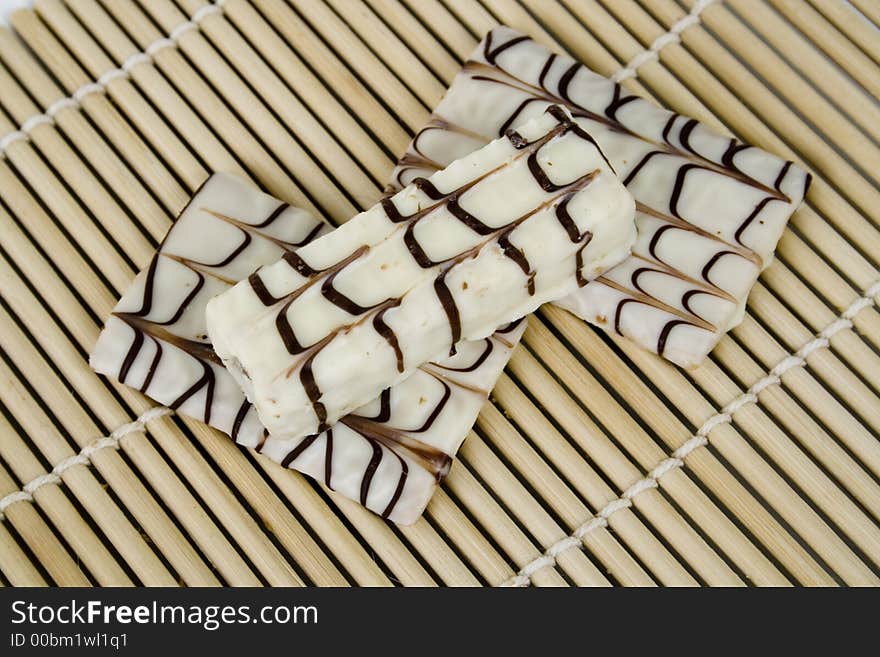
[[389, 27, 812, 368], [206, 108, 637, 443], [91, 172, 525, 523]]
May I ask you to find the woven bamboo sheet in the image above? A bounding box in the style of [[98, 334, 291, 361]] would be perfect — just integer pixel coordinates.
[[0, 0, 878, 587]]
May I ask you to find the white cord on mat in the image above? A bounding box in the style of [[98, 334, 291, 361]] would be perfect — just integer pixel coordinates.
[[612, 0, 719, 83], [0, 0, 226, 159], [0, 407, 173, 520], [501, 279, 880, 587]]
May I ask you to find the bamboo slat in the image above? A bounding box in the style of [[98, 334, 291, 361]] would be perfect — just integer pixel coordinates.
[[0, 0, 877, 587], [806, 0, 880, 65]]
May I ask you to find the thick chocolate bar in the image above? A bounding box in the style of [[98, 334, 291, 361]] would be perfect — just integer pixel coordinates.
[[207, 108, 637, 443], [91, 172, 525, 523], [390, 27, 811, 368]]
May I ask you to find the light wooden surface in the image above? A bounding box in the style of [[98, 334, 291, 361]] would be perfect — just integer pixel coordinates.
[[0, 0, 878, 586]]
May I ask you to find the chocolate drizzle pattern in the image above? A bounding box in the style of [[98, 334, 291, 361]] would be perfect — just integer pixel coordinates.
[[91, 173, 528, 524], [389, 27, 812, 367], [258, 322, 523, 520], [108, 182, 318, 427], [242, 108, 600, 433]]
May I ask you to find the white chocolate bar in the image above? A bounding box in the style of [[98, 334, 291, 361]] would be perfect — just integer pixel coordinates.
[[91, 173, 329, 442], [207, 108, 637, 442], [259, 319, 525, 524], [389, 27, 812, 368], [90, 172, 525, 523]]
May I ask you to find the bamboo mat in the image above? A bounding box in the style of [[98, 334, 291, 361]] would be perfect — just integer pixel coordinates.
[[0, 0, 878, 587]]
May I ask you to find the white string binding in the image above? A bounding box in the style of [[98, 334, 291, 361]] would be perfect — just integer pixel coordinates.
[[501, 280, 880, 586], [145, 38, 176, 57], [19, 114, 52, 133], [612, 0, 719, 83], [0, 406, 173, 520], [45, 97, 78, 118], [121, 52, 152, 72], [0, 130, 27, 150], [0, 0, 226, 160]]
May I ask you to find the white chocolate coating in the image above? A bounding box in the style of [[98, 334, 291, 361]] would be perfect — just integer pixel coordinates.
[[389, 27, 811, 368], [207, 108, 637, 442]]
